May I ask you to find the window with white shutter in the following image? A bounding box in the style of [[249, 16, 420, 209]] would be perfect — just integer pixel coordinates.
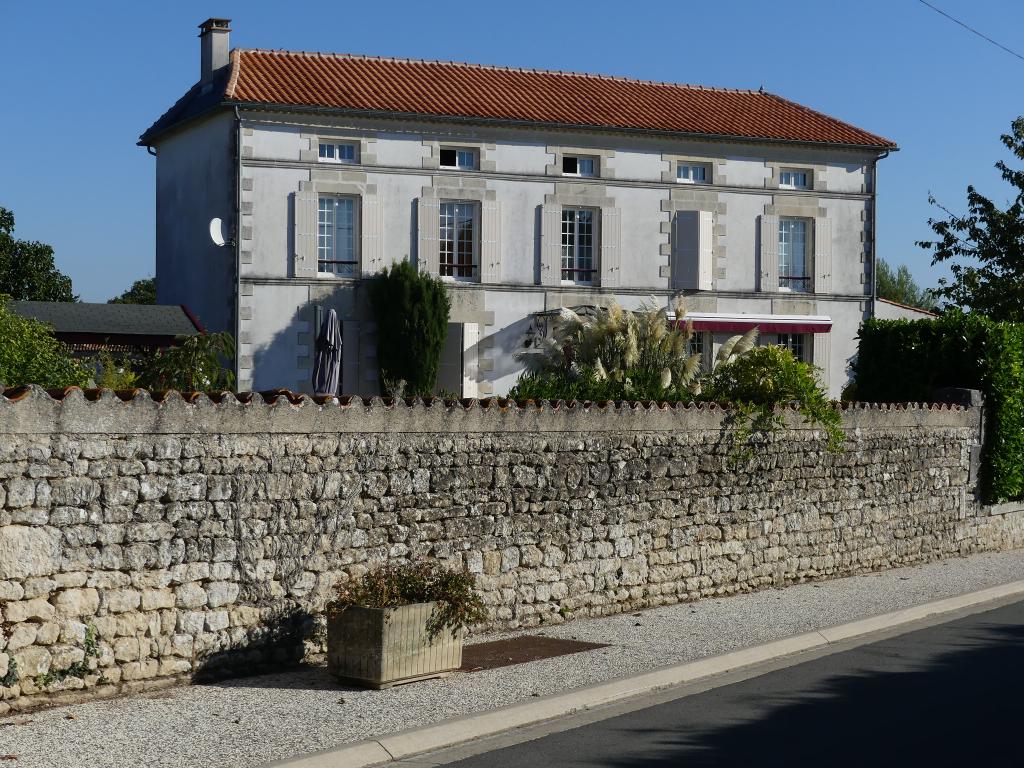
[[671, 210, 713, 291]]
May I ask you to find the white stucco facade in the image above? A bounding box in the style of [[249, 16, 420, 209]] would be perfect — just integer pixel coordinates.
[[152, 109, 889, 398]]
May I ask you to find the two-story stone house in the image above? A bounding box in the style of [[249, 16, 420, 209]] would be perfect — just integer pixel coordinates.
[[140, 19, 898, 398]]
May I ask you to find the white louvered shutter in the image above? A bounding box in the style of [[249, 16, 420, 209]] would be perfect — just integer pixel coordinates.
[[361, 194, 383, 277], [697, 210, 714, 291], [462, 322, 480, 399], [417, 198, 441, 276], [599, 207, 621, 288], [293, 191, 318, 278], [540, 204, 562, 286], [814, 217, 833, 294], [813, 332, 831, 392], [480, 200, 502, 284], [760, 214, 780, 292]]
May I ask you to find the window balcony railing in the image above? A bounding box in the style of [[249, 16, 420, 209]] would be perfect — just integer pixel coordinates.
[[779, 275, 812, 292], [318, 259, 358, 276]]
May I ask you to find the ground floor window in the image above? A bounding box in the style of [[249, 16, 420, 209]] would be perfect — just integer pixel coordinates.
[[561, 207, 597, 284], [688, 330, 705, 360], [774, 333, 808, 362]]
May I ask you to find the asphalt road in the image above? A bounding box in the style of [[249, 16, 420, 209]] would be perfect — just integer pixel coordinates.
[[440, 599, 1024, 767]]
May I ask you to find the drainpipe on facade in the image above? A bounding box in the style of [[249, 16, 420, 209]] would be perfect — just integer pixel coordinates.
[[870, 150, 889, 319], [234, 105, 243, 389]]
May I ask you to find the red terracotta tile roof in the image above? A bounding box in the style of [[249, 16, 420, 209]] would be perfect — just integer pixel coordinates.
[[141, 49, 896, 149]]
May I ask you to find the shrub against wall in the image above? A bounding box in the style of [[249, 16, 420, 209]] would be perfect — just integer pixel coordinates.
[[138, 332, 236, 393], [369, 261, 451, 397], [0, 295, 90, 388], [854, 312, 1024, 502], [702, 345, 844, 453], [510, 302, 841, 455]]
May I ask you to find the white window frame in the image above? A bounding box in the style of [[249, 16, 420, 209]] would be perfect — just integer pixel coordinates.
[[687, 330, 706, 358], [562, 155, 599, 178], [439, 200, 480, 282], [439, 147, 479, 171], [779, 168, 811, 190], [676, 163, 710, 184], [318, 142, 358, 164], [561, 207, 598, 285], [317, 195, 360, 278], [778, 217, 811, 293], [773, 333, 808, 362]]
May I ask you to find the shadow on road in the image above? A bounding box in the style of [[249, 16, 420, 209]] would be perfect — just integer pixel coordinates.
[[591, 618, 1024, 767]]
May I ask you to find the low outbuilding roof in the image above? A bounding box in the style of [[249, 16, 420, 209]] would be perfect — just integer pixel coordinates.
[[10, 301, 203, 338]]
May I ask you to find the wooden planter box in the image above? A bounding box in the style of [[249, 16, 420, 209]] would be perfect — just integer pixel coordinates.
[[327, 601, 464, 689]]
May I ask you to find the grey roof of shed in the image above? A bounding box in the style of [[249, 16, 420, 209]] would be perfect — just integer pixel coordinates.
[[10, 302, 202, 337]]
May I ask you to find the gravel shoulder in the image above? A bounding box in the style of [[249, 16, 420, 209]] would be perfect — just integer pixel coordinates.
[[6, 549, 1024, 768]]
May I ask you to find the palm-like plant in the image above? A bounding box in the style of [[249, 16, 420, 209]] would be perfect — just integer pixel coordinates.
[[517, 299, 703, 398]]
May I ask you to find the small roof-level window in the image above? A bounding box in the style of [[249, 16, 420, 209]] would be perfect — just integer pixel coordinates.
[[779, 168, 811, 189], [318, 142, 358, 163], [676, 163, 709, 183], [562, 155, 597, 177], [440, 147, 478, 170]]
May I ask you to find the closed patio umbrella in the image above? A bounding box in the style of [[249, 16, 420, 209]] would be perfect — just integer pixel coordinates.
[[312, 308, 342, 396]]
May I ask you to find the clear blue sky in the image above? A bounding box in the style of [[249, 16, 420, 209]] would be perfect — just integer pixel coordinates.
[[2, 0, 1021, 302]]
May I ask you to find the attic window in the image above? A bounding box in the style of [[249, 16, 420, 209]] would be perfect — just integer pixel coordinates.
[[562, 155, 597, 177], [779, 168, 811, 190], [440, 147, 478, 170], [318, 142, 358, 164], [676, 163, 710, 183]]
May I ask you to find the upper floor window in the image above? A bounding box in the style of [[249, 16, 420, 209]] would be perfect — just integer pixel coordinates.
[[318, 142, 358, 164], [563, 155, 598, 177], [676, 163, 710, 184], [439, 201, 478, 280], [561, 207, 597, 284], [778, 218, 810, 292], [779, 168, 811, 189], [774, 333, 808, 362], [317, 196, 359, 277], [440, 147, 478, 170]]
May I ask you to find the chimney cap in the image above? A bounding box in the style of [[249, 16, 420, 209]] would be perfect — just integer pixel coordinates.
[[198, 18, 232, 34]]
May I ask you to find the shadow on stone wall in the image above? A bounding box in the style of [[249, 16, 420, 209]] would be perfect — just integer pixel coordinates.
[[193, 604, 320, 684]]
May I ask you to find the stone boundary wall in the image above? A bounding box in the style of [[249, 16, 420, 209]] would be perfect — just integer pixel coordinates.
[[1, 387, 1021, 714]]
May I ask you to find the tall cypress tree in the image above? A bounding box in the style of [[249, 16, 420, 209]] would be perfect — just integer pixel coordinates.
[[369, 261, 451, 396]]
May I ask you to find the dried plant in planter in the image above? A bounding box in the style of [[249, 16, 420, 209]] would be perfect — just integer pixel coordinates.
[[328, 560, 487, 639]]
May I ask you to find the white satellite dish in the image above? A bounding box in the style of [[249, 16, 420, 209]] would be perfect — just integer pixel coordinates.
[[209, 217, 228, 247]]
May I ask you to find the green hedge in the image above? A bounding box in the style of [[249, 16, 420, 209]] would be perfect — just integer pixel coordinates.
[[854, 312, 1024, 503]]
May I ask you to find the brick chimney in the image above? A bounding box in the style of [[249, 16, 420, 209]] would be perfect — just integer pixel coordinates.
[[199, 18, 232, 80]]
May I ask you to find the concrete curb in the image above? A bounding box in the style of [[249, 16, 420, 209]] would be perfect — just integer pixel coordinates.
[[269, 579, 1024, 768]]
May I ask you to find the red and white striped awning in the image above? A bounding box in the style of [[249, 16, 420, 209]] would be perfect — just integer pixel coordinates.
[[674, 312, 832, 334]]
